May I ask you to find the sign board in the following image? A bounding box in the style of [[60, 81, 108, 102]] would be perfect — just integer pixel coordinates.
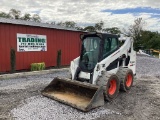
[[17, 33, 47, 52]]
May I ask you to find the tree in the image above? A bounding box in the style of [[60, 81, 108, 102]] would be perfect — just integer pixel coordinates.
[[83, 26, 96, 32], [0, 9, 42, 23], [95, 21, 104, 32], [21, 13, 31, 21], [132, 30, 160, 50], [50, 21, 56, 25], [103, 27, 121, 34], [64, 21, 76, 28], [123, 18, 145, 50], [0, 12, 11, 18], [149, 35, 160, 49], [139, 31, 153, 49], [75, 26, 83, 31], [32, 14, 41, 22], [9, 9, 21, 19], [140, 31, 160, 49], [57, 21, 77, 28], [83, 21, 104, 32], [57, 21, 64, 26]]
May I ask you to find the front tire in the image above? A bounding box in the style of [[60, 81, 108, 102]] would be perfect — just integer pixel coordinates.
[[97, 73, 120, 101]]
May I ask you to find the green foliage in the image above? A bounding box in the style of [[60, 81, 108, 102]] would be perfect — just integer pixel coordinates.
[[32, 14, 41, 22], [64, 21, 76, 28], [57, 50, 61, 68], [31, 62, 45, 71], [123, 18, 144, 51], [103, 27, 121, 34], [95, 21, 104, 31], [41, 62, 45, 70], [21, 13, 31, 21], [75, 26, 83, 31], [31, 63, 37, 71], [0, 9, 41, 22], [83, 21, 104, 32], [57, 21, 77, 28], [0, 12, 11, 18], [9, 9, 21, 19], [139, 31, 160, 50], [10, 48, 16, 72], [83, 26, 96, 32]]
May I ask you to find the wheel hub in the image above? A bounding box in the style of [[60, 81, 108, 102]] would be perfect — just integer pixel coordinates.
[[126, 74, 132, 87], [108, 79, 117, 95]]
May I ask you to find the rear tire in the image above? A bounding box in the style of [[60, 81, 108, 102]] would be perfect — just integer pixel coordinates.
[[97, 73, 120, 101], [117, 67, 134, 92]]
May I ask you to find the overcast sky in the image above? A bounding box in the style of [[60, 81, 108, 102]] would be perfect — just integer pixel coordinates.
[[0, 0, 160, 32]]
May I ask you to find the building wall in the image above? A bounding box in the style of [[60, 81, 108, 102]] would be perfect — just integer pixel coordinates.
[[0, 23, 82, 72]]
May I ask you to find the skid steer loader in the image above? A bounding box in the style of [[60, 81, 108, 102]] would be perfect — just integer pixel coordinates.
[[42, 33, 136, 111]]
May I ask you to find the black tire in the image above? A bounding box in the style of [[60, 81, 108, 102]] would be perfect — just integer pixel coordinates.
[[117, 68, 134, 92], [97, 72, 120, 101]]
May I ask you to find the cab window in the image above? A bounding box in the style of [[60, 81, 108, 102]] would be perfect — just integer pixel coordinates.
[[103, 37, 118, 58], [111, 38, 118, 52]]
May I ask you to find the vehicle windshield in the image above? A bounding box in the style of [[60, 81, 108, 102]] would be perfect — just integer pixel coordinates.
[[80, 37, 101, 71]]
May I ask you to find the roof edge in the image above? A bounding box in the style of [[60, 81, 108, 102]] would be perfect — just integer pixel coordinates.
[[0, 17, 82, 32]]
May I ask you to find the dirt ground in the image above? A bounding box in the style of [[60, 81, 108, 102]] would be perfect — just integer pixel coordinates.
[[0, 72, 159, 120], [99, 76, 160, 120]]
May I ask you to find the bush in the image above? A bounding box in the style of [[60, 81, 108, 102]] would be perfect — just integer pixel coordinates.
[[10, 48, 16, 72], [31, 63, 37, 71], [41, 62, 45, 70], [31, 62, 45, 71], [57, 50, 61, 68]]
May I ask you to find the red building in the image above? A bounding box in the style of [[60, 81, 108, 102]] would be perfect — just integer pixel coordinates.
[[0, 18, 82, 72]]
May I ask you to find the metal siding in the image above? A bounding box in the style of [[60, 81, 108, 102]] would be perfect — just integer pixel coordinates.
[[0, 24, 3, 71], [0, 23, 82, 72], [65, 31, 81, 64], [53, 29, 58, 66], [0, 24, 5, 71], [0, 24, 1, 71], [17, 25, 27, 70], [10, 24, 18, 70], [0, 24, 4, 71], [5, 25, 9, 71], [3, 24, 10, 71]]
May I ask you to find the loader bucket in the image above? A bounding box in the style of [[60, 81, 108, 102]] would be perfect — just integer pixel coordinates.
[[41, 77, 104, 112]]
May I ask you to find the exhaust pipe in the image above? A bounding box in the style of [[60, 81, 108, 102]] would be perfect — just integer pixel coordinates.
[[41, 77, 104, 112]]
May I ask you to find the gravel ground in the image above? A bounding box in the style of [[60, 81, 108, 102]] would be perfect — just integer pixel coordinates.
[[136, 55, 160, 78], [0, 55, 160, 120], [11, 96, 120, 120]]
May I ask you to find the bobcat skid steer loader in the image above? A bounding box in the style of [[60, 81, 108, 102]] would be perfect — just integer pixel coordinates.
[[42, 32, 136, 112]]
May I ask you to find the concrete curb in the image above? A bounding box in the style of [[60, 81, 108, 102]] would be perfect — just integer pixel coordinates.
[[0, 68, 69, 80]]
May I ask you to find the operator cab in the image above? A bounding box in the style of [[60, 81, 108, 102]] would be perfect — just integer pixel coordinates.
[[79, 33, 119, 73]]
